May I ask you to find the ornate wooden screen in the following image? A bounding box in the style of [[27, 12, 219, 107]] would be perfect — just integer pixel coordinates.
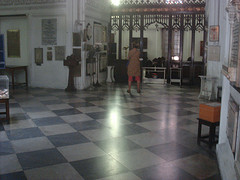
[[110, 0, 206, 84]]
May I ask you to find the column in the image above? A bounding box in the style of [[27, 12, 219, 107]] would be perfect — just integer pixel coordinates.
[[167, 15, 172, 83], [191, 14, 196, 84], [140, 14, 144, 58], [118, 15, 122, 60], [179, 14, 184, 67], [129, 15, 133, 50]]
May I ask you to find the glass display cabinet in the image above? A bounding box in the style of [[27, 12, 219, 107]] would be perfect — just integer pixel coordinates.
[[0, 75, 10, 124], [0, 75, 9, 99]]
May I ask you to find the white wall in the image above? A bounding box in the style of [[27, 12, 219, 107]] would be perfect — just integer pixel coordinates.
[[195, 31, 204, 62], [144, 26, 162, 60], [29, 14, 68, 89], [0, 17, 28, 66], [207, 0, 227, 85], [122, 30, 129, 59], [183, 31, 192, 61], [212, 0, 239, 179], [0, 2, 70, 89], [0, 17, 29, 83]]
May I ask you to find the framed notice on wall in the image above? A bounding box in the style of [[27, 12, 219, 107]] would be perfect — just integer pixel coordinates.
[[55, 46, 65, 60], [209, 25, 219, 42], [73, 33, 81, 46], [35, 48, 43, 65], [7, 29, 20, 57], [47, 51, 52, 61], [42, 19, 57, 45]]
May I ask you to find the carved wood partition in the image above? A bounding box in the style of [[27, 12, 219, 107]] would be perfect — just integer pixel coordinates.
[[110, 0, 206, 84]]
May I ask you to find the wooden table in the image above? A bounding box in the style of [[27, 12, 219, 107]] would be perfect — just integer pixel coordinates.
[[142, 67, 166, 84], [170, 68, 182, 86], [6, 66, 28, 89]]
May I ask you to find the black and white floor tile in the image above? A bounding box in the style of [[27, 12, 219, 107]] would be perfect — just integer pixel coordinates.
[[0, 83, 220, 180]]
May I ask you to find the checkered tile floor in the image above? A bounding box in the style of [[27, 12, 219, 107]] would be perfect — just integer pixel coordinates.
[[0, 83, 221, 180]]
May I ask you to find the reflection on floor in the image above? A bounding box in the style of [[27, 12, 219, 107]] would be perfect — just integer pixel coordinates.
[[0, 83, 221, 180]]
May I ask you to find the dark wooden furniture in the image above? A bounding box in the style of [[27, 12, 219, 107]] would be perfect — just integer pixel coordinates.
[[63, 54, 80, 92], [5, 66, 28, 89], [197, 118, 219, 149], [0, 98, 10, 124]]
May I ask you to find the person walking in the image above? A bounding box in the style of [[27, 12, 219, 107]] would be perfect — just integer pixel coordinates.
[[127, 43, 141, 94]]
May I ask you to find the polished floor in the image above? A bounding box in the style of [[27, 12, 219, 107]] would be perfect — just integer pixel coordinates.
[[0, 83, 221, 180]]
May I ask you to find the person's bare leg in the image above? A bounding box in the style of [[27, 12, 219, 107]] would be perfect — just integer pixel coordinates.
[[137, 81, 140, 93], [128, 81, 131, 93]]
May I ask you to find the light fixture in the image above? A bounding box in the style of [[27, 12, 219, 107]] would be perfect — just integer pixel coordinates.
[[111, 0, 120, 6], [172, 56, 179, 61]]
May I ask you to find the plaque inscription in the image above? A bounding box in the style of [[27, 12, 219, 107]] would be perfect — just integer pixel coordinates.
[[231, 18, 240, 67], [55, 46, 65, 60], [7, 30, 20, 57], [42, 19, 57, 45]]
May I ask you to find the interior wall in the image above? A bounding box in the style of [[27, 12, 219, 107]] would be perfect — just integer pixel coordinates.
[[0, 3, 69, 89], [183, 31, 192, 61], [195, 31, 204, 62], [0, 17, 29, 83], [30, 14, 68, 89], [122, 30, 129, 60], [0, 17, 28, 66], [144, 26, 162, 60]]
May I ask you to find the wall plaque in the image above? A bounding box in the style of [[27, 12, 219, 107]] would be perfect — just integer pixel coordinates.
[[73, 33, 81, 46], [73, 48, 81, 59], [231, 19, 240, 67], [93, 22, 102, 45], [35, 48, 43, 65], [132, 38, 148, 49], [208, 45, 220, 61], [7, 29, 20, 57], [209, 25, 219, 42], [47, 51, 52, 61], [55, 46, 65, 60], [42, 19, 57, 45]]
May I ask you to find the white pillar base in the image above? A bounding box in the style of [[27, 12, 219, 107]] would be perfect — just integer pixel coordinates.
[[107, 66, 115, 83]]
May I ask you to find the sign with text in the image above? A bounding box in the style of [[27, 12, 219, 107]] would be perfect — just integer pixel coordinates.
[[42, 19, 57, 45]]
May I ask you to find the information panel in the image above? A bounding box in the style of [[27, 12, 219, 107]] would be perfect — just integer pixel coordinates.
[[42, 19, 57, 45]]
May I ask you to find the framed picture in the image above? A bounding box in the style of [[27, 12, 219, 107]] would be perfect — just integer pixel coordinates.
[[55, 46, 65, 61], [73, 32, 81, 46], [209, 25, 219, 42], [132, 38, 148, 49], [35, 48, 43, 65], [47, 51, 52, 61], [86, 23, 92, 41], [73, 48, 81, 59], [7, 29, 20, 57]]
